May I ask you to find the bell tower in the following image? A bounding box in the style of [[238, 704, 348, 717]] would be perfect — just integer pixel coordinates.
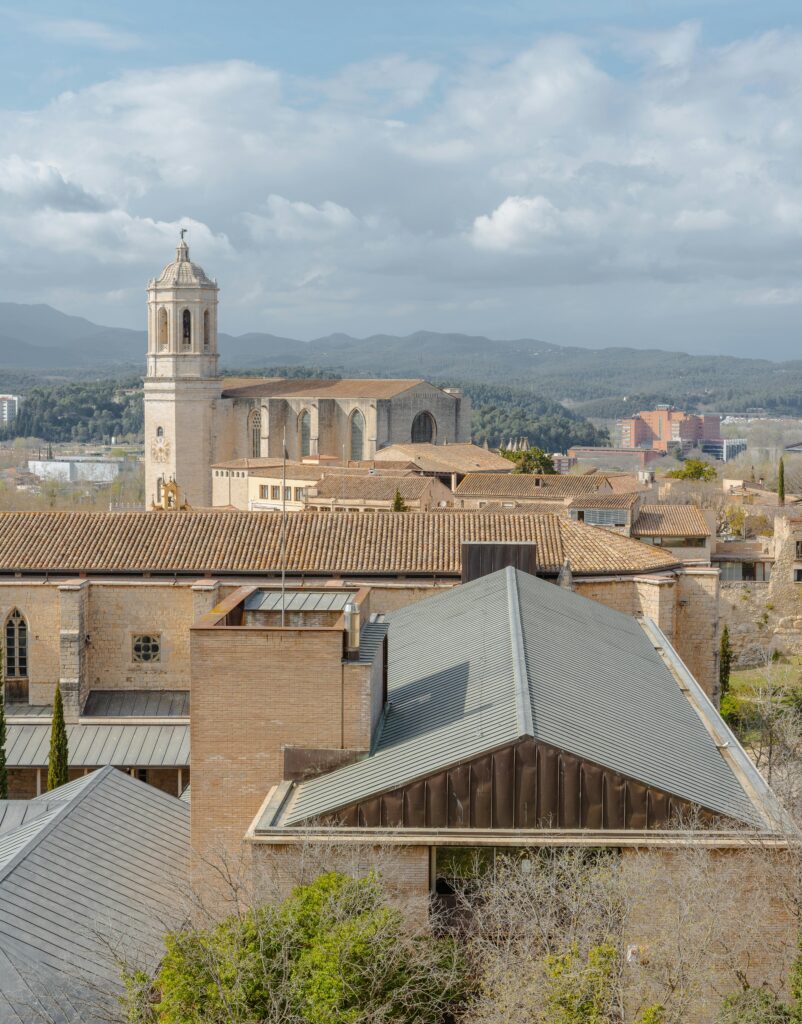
[[144, 234, 223, 508]]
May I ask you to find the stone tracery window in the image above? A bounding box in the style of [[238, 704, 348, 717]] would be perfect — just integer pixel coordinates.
[[132, 634, 161, 663], [299, 409, 311, 458], [5, 608, 27, 679], [248, 409, 261, 459], [411, 410, 435, 444], [181, 309, 191, 350], [350, 410, 365, 462]]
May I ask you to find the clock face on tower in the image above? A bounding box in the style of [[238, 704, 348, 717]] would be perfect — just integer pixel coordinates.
[[150, 436, 170, 463]]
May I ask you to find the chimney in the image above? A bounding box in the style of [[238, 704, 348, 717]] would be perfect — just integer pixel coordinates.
[[343, 601, 361, 660], [460, 542, 538, 584]]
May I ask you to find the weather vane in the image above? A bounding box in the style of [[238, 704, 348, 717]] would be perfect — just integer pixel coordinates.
[[180, 227, 187, 241]]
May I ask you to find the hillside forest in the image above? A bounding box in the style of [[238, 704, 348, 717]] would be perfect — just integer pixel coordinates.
[[0, 375, 610, 451]]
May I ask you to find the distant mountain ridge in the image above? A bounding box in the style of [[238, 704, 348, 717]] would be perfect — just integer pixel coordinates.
[[1, 301, 800, 415]]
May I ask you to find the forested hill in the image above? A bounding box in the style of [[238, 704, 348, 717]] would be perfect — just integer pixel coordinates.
[[0, 376, 608, 451], [1, 302, 801, 417]]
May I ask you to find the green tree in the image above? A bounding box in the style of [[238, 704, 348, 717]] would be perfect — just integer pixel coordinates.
[[391, 488, 407, 512], [543, 943, 664, 1024], [779, 457, 786, 506], [716, 988, 792, 1023], [47, 682, 69, 791], [719, 625, 733, 701], [125, 871, 464, 1024], [500, 446, 557, 474], [666, 458, 717, 481]]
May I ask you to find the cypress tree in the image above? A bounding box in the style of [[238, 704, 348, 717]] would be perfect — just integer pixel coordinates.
[[719, 625, 733, 700], [391, 488, 407, 512], [47, 682, 69, 791], [0, 674, 7, 800], [779, 457, 786, 506]]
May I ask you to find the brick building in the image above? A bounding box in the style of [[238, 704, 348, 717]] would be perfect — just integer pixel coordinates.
[[618, 406, 721, 453], [0, 509, 721, 797]]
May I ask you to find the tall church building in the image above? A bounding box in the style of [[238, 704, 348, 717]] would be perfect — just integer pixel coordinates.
[[144, 238, 472, 507]]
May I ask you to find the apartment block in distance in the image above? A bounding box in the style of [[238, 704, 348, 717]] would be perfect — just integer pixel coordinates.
[[618, 405, 721, 453]]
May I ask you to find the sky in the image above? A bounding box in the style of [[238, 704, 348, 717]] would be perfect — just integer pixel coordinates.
[[4, 2, 802, 357]]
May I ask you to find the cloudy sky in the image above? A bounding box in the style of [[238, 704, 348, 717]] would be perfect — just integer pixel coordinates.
[[3, 1, 802, 357]]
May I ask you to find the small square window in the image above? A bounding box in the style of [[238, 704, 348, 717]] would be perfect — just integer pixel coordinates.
[[133, 634, 161, 663]]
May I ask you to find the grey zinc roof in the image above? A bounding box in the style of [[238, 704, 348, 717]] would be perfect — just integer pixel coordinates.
[[6, 722, 189, 767], [244, 590, 353, 613], [0, 766, 189, 1024], [83, 689, 190, 718], [276, 568, 766, 829]]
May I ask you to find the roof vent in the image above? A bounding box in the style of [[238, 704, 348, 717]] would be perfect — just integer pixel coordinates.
[[461, 542, 538, 584]]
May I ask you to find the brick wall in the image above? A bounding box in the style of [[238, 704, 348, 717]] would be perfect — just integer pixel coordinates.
[[190, 624, 380, 856]]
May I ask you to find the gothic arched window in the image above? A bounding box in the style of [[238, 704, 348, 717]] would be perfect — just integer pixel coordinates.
[[5, 608, 27, 679], [350, 410, 365, 462], [411, 411, 436, 444], [299, 410, 311, 458], [203, 309, 210, 351], [248, 409, 261, 458], [157, 307, 169, 351], [181, 309, 191, 350]]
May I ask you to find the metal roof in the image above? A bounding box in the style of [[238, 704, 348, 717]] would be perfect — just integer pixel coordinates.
[[274, 567, 768, 829], [243, 590, 353, 613], [82, 689, 190, 718], [0, 766, 188, 1023], [6, 722, 189, 767]]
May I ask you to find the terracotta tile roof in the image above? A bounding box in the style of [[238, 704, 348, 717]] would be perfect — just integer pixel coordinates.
[[0, 511, 680, 577], [568, 493, 641, 510], [220, 378, 427, 400], [373, 443, 512, 474], [440, 501, 563, 515], [455, 473, 611, 498], [311, 475, 433, 501], [633, 505, 711, 539]]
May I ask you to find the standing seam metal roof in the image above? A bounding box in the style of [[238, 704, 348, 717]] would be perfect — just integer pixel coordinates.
[[0, 766, 188, 1023], [276, 568, 763, 828], [6, 723, 189, 767]]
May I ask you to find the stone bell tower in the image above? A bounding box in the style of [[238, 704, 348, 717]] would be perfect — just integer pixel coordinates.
[[144, 233, 222, 508]]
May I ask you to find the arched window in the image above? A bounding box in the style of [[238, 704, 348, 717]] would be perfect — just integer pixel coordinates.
[[156, 426, 164, 439], [299, 409, 311, 458], [248, 409, 261, 458], [157, 307, 169, 351], [5, 608, 27, 679], [203, 309, 210, 351], [411, 411, 436, 444], [181, 309, 191, 350], [350, 410, 365, 462]]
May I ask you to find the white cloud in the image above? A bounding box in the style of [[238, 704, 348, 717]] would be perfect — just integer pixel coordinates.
[[3, 31, 802, 353], [246, 195, 359, 243], [35, 18, 142, 51], [472, 196, 599, 250]]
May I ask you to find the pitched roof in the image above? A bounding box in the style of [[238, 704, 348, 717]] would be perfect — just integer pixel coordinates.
[[455, 473, 611, 498], [82, 689, 190, 718], [271, 568, 776, 830], [6, 722, 189, 767], [373, 443, 512, 474], [633, 505, 711, 538], [220, 378, 427, 399], [310, 475, 433, 501], [568, 493, 641, 510], [0, 510, 680, 577], [0, 766, 188, 1023]]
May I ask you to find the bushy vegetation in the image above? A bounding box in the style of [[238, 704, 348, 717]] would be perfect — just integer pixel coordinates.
[[3, 380, 143, 443], [464, 383, 609, 451], [500, 446, 557, 474], [122, 871, 463, 1024]]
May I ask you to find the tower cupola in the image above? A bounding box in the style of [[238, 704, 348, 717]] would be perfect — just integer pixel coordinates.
[[146, 231, 219, 380]]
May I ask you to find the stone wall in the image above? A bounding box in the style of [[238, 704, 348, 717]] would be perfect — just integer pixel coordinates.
[[719, 581, 782, 665]]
